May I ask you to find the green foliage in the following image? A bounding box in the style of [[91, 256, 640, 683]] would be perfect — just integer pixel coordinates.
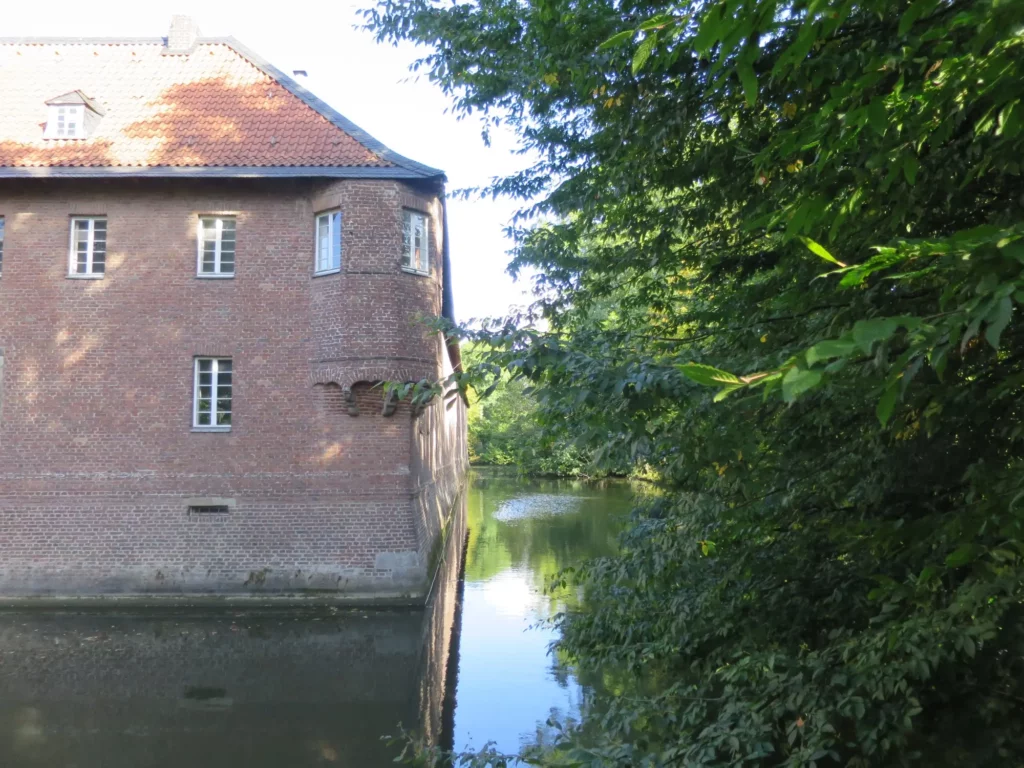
[[465, 344, 592, 476], [366, 0, 1024, 764]]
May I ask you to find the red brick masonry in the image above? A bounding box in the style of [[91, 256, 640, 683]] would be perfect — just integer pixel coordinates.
[[0, 177, 468, 601]]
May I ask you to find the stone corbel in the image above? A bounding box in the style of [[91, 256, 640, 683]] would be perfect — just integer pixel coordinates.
[[342, 386, 359, 416], [312, 362, 434, 418], [382, 388, 398, 417]]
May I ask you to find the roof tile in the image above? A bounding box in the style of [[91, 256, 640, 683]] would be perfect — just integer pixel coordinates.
[[0, 41, 395, 169]]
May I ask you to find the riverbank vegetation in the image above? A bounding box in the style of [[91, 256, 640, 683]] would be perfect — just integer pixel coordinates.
[[464, 343, 594, 476], [369, 0, 1024, 764]]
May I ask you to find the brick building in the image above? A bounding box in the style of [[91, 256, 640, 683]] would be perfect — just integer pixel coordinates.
[[0, 18, 468, 601]]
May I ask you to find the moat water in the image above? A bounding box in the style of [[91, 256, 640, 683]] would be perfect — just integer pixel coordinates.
[[0, 470, 634, 766]]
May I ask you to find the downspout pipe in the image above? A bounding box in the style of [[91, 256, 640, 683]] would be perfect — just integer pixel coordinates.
[[439, 188, 463, 375]]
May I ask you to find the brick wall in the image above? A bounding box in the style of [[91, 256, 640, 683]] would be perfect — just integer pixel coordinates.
[[0, 177, 467, 600]]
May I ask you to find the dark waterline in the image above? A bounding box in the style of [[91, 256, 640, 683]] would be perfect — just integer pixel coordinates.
[[0, 471, 633, 766]]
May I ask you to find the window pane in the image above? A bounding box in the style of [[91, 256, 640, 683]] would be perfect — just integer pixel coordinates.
[[402, 213, 412, 267], [220, 235, 235, 273], [423, 218, 430, 270], [195, 358, 232, 428], [331, 212, 341, 269], [219, 218, 235, 274], [75, 230, 88, 272], [92, 237, 106, 271], [316, 215, 331, 271], [200, 221, 214, 273], [402, 212, 429, 271], [70, 219, 105, 276], [416, 214, 428, 271]]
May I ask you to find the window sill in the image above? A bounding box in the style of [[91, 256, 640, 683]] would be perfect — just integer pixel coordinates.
[[67, 273, 104, 280], [196, 273, 235, 279], [401, 267, 431, 278], [191, 426, 232, 433], [313, 268, 341, 278]]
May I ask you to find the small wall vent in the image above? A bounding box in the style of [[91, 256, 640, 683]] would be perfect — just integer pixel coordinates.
[[188, 505, 230, 515], [185, 497, 236, 515]]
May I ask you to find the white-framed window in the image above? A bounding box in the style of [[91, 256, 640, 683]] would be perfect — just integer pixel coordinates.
[[0, 216, 5, 276], [197, 216, 236, 277], [193, 358, 232, 430], [45, 105, 84, 139], [314, 210, 341, 275], [402, 210, 430, 274], [68, 217, 107, 277]]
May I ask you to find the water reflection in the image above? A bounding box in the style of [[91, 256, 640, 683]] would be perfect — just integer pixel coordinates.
[[0, 472, 634, 765], [0, 494, 466, 768], [452, 471, 633, 753], [1, 610, 429, 766]]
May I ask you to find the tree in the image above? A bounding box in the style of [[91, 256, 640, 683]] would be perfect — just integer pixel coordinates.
[[464, 343, 591, 475], [367, 0, 1024, 764]]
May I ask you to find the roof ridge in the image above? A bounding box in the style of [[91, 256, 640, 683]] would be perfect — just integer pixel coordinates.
[[0, 38, 164, 45]]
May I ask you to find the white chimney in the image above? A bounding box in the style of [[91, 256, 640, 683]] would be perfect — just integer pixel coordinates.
[[165, 15, 202, 54]]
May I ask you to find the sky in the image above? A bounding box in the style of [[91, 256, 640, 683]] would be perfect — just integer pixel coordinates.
[[4, 0, 535, 324]]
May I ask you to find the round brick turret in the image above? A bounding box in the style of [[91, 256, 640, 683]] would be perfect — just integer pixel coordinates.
[[308, 179, 444, 396]]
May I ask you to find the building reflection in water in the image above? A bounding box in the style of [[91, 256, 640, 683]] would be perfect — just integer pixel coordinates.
[[0, 494, 467, 768]]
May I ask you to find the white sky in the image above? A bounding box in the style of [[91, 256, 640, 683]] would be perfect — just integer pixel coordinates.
[[4, 0, 535, 324]]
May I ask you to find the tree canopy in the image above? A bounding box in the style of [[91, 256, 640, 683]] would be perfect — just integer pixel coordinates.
[[463, 343, 594, 476], [367, 0, 1024, 764]]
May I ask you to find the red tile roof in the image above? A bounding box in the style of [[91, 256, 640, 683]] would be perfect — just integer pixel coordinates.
[[0, 39, 436, 175]]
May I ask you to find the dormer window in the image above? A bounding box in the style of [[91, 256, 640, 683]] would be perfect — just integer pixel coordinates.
[[52, 106, 82, 138], [43, 91, 104, 140]]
